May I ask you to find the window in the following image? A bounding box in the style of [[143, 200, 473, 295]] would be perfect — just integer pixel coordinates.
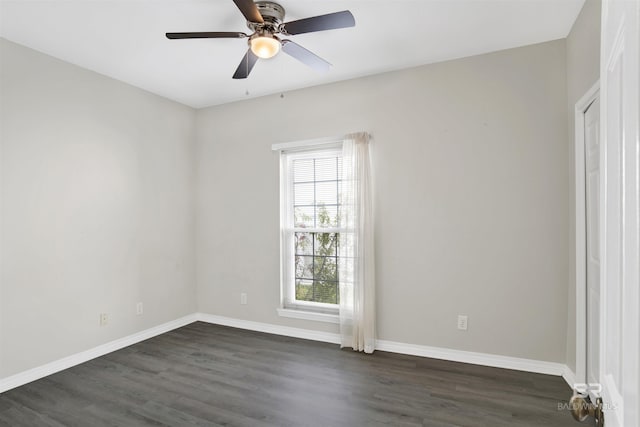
[[280, 144, 344, 314]]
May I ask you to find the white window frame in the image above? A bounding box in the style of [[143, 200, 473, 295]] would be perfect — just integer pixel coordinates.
[[276, 141, 344, 319]]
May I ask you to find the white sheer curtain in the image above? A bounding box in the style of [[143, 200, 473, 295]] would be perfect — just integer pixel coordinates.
[[339, 132, 375, 353]]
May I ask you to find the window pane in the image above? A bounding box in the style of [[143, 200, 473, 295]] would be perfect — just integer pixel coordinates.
[[293, 182, 314, 206], [293, 159, 314, 182], [339, 232, 354, 256], [315, 157, 338, 181], [295, 255, 313, 279], [294, 206, 314, 228], [315, 281, 338, 304], [296, 279, 314, 301], [316, 205, 338, 228], [314, 233, 337, 256], [314, 256, 337, 282], [338, 256, 354, 283], [316, 181, 338, 205], [340, 178, 353, 200], [294, 232, 313, 255]]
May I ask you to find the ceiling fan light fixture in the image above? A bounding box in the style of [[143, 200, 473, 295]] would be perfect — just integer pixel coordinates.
[[166, 1, 356, 78], [250, 35, 281, 59]]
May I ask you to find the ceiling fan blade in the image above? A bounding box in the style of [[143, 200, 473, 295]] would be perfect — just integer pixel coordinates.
[[232, 0, 264, 23], [233, 49, 259, 79], [281, 40, 331, 73], [166, 32, 247, 39], [282, 10, 355, 35]]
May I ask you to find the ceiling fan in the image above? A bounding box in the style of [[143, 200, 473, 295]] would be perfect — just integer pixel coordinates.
[[165, 0, 355, 79]]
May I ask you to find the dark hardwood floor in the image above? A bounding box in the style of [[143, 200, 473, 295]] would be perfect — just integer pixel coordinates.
[[0, 322, 580, 426]]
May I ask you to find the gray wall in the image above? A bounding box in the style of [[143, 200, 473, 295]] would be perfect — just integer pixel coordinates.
[[0, 39, 197, 378], [1, 29, 583, 378], [196, 40, 570, 363], [565, 0, 601, 373]]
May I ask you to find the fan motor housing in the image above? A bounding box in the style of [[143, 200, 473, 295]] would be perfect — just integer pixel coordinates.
[[247, 1, 285, 32]]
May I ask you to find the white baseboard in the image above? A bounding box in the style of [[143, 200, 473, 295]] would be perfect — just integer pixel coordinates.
[[562, 366, 577, 390], [1, 311, 575, 394], [375, 339, 567, 376], [196, 313, 572, 381], [196, 313, 341, 344], [0, 313, 198, 393]]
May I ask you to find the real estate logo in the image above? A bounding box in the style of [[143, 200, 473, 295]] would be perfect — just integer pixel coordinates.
[[572, 382, 602, 395], [557, 384, 617, 412]]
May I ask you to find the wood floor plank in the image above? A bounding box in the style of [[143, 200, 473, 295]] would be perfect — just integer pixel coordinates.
[[0, 322, 581, 426]]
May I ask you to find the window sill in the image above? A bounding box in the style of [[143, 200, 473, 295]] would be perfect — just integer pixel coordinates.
[[276, 308, 340, 324]]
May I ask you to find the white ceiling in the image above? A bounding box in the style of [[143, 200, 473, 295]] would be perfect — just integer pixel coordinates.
[[0, 0, 584, 108]]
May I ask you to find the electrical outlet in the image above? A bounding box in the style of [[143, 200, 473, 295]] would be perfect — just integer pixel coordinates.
[[457, 315, 468, 331], [100, 313, 109, 326], [240, 293, 247, 305], [136, 302, 144, 315]]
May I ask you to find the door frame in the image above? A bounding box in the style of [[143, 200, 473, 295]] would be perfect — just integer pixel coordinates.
[[574, 81, 600, 388]]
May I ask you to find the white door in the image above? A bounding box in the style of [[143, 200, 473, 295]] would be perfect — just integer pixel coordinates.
[[599, 0, 640, 426], [584, 97, 601, 400]]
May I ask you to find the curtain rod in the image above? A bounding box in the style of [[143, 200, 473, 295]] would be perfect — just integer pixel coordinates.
[[271, 132, 371, 152]]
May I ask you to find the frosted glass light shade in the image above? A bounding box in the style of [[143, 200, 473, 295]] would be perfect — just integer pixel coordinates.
[[250, 36, 281, 59]]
